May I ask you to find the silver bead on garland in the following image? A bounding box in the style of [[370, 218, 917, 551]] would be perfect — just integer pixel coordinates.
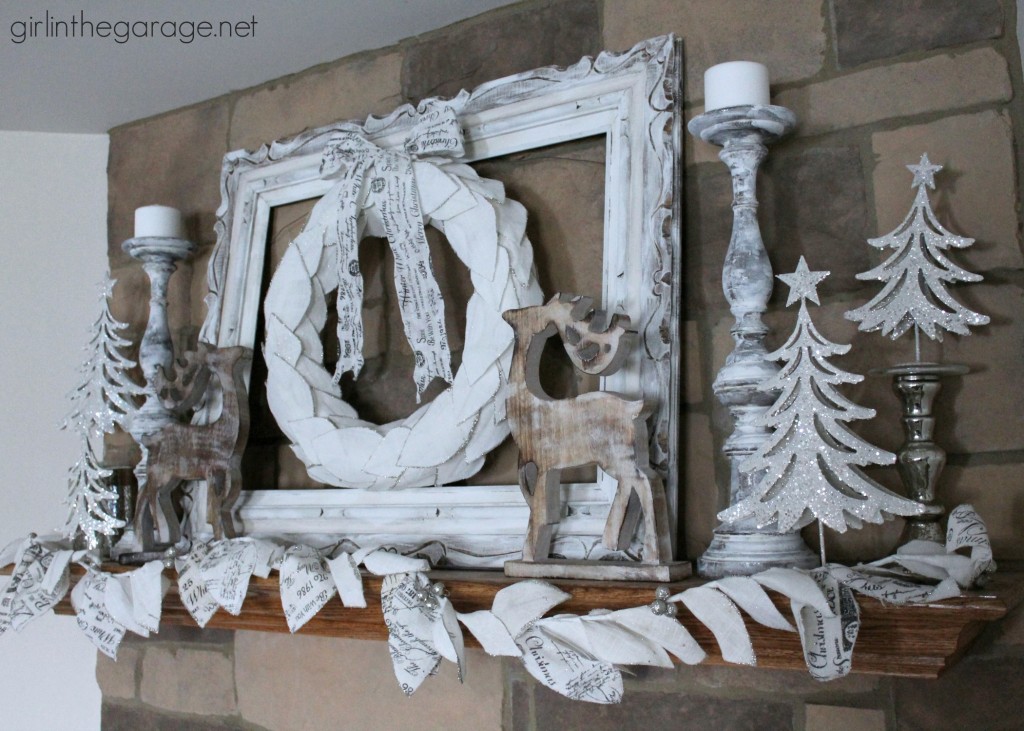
[[649, 585, 677, 616]]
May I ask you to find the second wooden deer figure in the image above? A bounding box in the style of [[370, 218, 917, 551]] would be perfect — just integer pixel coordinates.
[[503, 294, 686, 581], [134, 344, 252, 547]]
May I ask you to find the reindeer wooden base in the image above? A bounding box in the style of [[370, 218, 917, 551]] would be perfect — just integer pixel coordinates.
[[502, 294, 690, 582]]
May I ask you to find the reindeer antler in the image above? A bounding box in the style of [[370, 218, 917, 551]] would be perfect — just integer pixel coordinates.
[[556, 295, 635, 377], [152, 344, 214, 419]]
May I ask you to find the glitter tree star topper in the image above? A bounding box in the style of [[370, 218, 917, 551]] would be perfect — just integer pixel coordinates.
[[718, 257, 925, 540], [845, 153, 989, 357]]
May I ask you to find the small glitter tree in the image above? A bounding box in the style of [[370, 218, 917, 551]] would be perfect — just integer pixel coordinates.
[[63, 274, 143, 548], [846, 153, 989, 357], [719, 258, 924, 539]]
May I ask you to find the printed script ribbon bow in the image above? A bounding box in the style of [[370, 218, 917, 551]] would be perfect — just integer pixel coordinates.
[[313, 100, 466, 398]]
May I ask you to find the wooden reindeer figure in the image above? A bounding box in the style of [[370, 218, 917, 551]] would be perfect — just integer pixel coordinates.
[[134, 344, 252, 546], [503, 294, 685, 580]]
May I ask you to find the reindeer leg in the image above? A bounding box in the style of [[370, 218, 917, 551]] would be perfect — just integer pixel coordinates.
[[133, 494, 160, 552], [157, 479, 182, 546], [220, 468, 241, 539], [602, 467, 643, 552], [134, 446, 160, 547], [634, 471, 672, 565], [207, 471, 224, 542], [519, 463, 561, 562], [133, 477, 154, 543]]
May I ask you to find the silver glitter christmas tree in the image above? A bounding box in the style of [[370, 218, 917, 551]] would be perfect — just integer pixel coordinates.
[[718, 257, 925, 534], [64, 275, 144, 435], [62, 274, 143, 548], [65, 434, 120, 549], [846, 153, 989, 353]]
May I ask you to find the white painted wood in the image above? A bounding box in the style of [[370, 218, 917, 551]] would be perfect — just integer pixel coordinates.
[[194, 35, 682, 567], [687, 106, 817, 577]]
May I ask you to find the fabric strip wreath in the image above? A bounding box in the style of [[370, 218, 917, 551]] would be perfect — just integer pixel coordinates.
[[262, 100, 543, 489]]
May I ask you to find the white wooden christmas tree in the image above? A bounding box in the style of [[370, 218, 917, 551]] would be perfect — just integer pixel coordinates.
[[845, 153, 989, 349], [719, 257, 925, 535], [62, 274, 143, 548]]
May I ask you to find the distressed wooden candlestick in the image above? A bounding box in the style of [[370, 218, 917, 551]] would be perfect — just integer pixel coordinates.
[[688, 106, 816, 577], [119, 235, 196, 553], [877, 362, 967, 545]]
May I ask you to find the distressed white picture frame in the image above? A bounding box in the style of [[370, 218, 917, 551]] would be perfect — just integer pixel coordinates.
[[195, 35, 682, 567]]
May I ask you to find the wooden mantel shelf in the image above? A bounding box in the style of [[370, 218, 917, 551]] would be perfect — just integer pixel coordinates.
[[28, 563, 1024, 679]]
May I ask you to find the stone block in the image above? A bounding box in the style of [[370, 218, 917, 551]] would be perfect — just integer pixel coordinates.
[[139, 646, 236, 717], [894, 655, 1024, 730], [150, 625, 234, 646], [506, 678, 531, 731], [235, 632, 503, 731], [603, 0, 826, 99], [684, 106, 724, 167], [532, 685, 793, 730], [709, 310, 735, 386], [998, 603, 1024, 645], [940, 463, 1024, 559], [682, 320, 705, 405], [402, 0, 601, 103], [932, 283, 1024, 454], [277, 444, 323, 489], [871, 111, 1023, 272], [682, 411, 718, 559], [762, 145, 874, 302], [806, 704, 886, 731], [775, 48, 1011, 137], [165, 258, 196, 338], [831, 0, 1003, 68], [188, 245, 213, 338], [108, 263, 152, 338], [96, 644, 141, 700], [472, 435, 522, 486], [229, 50, 403, 152], [472, 138, 605, 299], [108, 98, 231, 269], [684, 169, 733, 312], [687, 663, 880, 696], [426, 227, 473, 355], [101, 702, 251, 731], [102, 429, 142, 468]]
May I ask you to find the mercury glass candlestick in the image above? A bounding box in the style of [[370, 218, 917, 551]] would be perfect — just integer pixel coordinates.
[[688, 105, 816, 577], [120, 232, 195, 552], [877, 362, 966, 545]]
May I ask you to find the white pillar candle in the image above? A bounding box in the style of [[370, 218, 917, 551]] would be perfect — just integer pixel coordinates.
[[134, 205, 185, 239], [704, 61, 770, 112]]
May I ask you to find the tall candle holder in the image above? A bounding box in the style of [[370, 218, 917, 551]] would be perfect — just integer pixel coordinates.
[[119, 234, 195, 553], [688, 105, 817, 577]]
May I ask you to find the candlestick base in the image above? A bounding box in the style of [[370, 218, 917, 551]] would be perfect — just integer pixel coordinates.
[[698, 530, 819, 578]]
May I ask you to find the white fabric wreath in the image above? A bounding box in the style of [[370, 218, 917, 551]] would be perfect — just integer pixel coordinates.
[[262, 101, 542, 489]]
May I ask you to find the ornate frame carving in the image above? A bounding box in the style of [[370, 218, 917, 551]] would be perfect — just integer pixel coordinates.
[[195, 35, 682, 566]]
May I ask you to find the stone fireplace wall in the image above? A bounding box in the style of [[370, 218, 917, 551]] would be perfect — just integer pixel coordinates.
[[100, 1, 1024, 729]]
